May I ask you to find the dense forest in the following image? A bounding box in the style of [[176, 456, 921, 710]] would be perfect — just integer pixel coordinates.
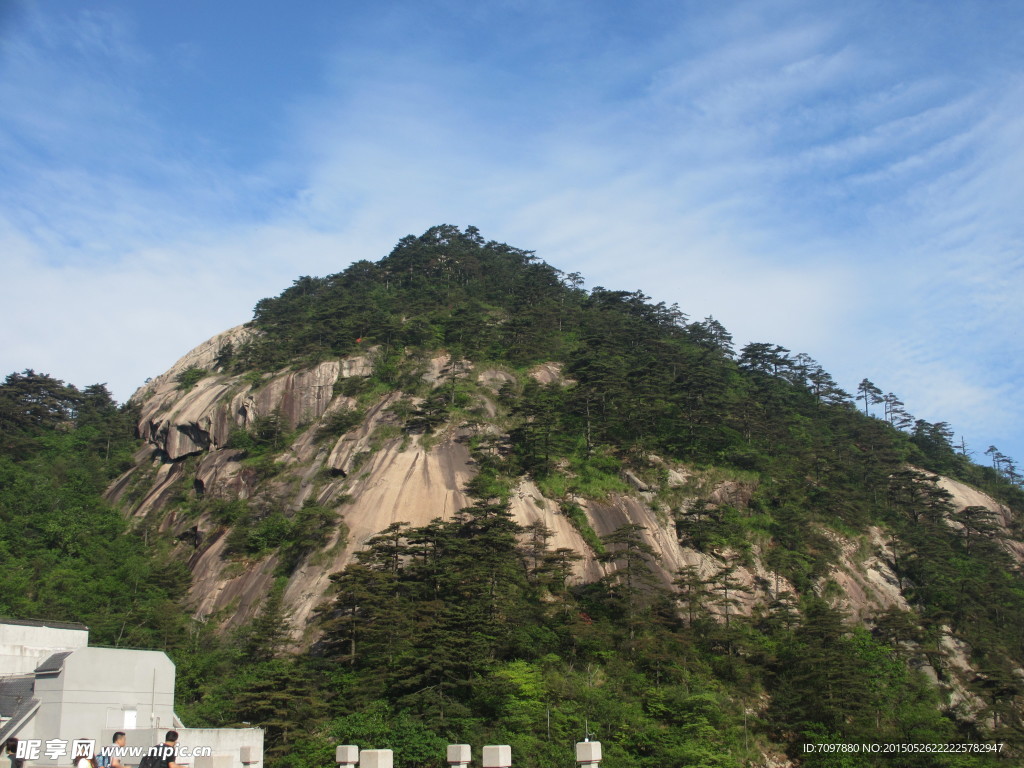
[[2, 225, 1023, 767]]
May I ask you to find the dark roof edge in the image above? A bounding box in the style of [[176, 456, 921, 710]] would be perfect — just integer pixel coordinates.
[[0, 617, 89, 631], [34, 651, 73, 674], [0, 698, 41, 743]]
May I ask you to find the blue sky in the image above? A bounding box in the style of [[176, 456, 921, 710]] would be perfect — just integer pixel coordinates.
[[1, 0, 1022, 466]]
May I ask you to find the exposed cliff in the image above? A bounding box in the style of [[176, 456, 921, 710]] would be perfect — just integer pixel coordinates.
[[110, 330, 1017, 674], [115, 338, 726, 627]]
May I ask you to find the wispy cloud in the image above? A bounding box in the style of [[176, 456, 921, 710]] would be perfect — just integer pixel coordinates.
[[1, 0, 1021, 462]]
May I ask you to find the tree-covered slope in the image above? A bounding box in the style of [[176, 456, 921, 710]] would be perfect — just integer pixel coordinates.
[[3, 226, 1023, 767], [0, 371, 191, 644]]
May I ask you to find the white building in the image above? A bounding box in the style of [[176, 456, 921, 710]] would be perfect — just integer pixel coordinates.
[[0, 619, 262, 768]]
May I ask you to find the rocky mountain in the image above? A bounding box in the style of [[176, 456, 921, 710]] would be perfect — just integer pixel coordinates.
[[103, 227, 1024, 750]]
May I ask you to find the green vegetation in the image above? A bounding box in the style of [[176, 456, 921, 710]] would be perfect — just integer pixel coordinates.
[[175, 366, 209, 391], [0, 370, 190, 646], [317, 406, 364, 440], [559, 501, 605, 555], [226, 412, 293, 456], [3, 227, 1022, 766], [223, 501, 340, 574]]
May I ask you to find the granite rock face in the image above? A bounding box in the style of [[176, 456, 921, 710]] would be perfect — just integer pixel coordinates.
[[134, 326, 368, 461], [111, 325, 1021, 700]]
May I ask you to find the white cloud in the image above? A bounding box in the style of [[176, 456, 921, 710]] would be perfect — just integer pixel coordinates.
[[0, 0, 1021, 463]]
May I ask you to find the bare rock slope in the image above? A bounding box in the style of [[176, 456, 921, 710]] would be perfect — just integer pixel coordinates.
[[108, 329, 1020, 701]]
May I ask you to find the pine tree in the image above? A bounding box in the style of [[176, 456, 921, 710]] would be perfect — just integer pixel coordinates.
[[599, 524, 663, 642], [673, 565, 710, 625], [856, 378, 884, 417], [707, 562, 752, 630], [236, 579, 292, 662]]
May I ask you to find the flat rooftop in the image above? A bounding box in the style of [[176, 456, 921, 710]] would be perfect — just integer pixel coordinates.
[[0, 618, 89, 631]]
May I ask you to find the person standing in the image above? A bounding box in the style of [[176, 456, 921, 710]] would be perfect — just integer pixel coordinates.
[[96, 732, 126, 768], [5, 738, 25, 768], [111, 732, 127, 768], [142, 731, 182, 768]]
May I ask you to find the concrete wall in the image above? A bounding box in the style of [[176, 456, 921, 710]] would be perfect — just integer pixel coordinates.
[[0, 624, 88, 675], [26, 648, 176, 765], [96, 728, 264, 768], [178, 728, 264, 767]]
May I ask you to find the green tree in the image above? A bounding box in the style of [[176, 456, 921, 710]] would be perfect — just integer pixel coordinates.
[[599, 524, 662, 642], [856, 378, 883, 417]]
